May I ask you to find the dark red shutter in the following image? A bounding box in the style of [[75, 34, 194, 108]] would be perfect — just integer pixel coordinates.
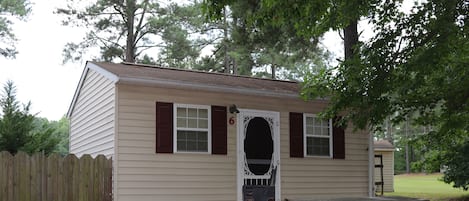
[[332, 116, 345, 159], [289, 112, 304, 158], [156, 102, 173, 153], [211, 105, 227, 155]]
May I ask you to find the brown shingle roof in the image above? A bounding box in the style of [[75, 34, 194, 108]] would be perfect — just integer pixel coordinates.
[[92, 61, 302, 98], [374, 140, 394, 151]]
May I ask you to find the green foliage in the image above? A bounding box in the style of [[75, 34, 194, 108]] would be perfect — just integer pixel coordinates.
[[156, 3, 201, 68], [442, 139, 469, 191], [0, 81, 66, 155], [206, 0, 469, 190], [22, 117, 69, 155], [22, 119, 60, 155], [202, 0, 331, 79], [374, 119, 429, 174], [302, 0, 469, 189], [0, 0, 30, 58], [414, 128, 469, 190], [52, 116, 70, 155], [0, 81, 34, 154], [204, 0, 378, 37]]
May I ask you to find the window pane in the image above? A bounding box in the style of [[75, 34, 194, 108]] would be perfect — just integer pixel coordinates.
[[177, 107, 186, 117], [198, 141, 208, 152], [198, 119, 208, 129], [322, 127, 330, 136], [188, 118, 197, 128], [177, 118, 186, 127], [314, 127, 322, 135], [187, 132, 197, 141], [177, 140, 185, 151], [186, 141, 197, 151], [175, 105, 209, 153], [199, 109, 208, 118], [314, 118, 321, 127], [177, 131, 187, 151], [198, 131, 208, 141], [178, 131, 187, 139], [306, 117, 314, 126], [176, 130, 208, 152], [306, 137, 330, 156], [306, 137, 313, 155], [312, 147, 321, 155], [188, 108, 197, 118], [306, 126, 313, 135]]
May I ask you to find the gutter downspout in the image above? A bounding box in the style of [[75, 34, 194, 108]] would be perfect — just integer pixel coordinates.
[[368, 132, 374, 197]]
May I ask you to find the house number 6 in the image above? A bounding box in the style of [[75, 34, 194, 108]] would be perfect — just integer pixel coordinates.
[[229, 117, 235, 125]]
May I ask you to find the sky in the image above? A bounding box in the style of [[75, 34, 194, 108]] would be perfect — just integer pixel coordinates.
[[0, 0, 354, 121], [0, 0, 88, 120]]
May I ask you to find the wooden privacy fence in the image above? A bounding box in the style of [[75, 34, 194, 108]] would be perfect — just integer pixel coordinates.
[[0, 151, 112, 201]]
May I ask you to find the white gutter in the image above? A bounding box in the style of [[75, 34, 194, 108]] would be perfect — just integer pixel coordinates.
[[368, 132, 375, 197]]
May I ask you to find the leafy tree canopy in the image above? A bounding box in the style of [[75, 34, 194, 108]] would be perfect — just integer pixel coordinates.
[[0, 0, 31, 58], [205, 0, 468, 189]]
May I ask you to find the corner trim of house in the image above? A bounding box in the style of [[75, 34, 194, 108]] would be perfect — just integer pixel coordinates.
[[368, 132, 374, 198], [113, 84, 119, 201]]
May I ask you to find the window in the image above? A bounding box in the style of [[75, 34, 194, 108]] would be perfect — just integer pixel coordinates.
[[174, 104, 211, 153], [304, 114, 332, 157]]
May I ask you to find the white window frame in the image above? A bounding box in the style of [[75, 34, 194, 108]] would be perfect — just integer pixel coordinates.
[[303, 114, 333, 158], [173, 103, 212, 154]]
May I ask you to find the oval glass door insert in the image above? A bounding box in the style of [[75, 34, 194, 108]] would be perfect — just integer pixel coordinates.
[[244, 117, 274, 175]]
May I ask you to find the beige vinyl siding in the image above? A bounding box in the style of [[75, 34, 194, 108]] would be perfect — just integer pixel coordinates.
[[281, 116, 369, 200], [69, 69, 115, 158], [115, 84, 369, 201], [375, 150, 394, 192]]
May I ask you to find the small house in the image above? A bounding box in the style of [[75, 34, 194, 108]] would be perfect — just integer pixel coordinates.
[[67, 61, 374, 201], [374, 140, 395, 193]]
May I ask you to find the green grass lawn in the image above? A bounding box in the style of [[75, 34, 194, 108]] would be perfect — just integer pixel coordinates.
[[385, 173, 469, 201]]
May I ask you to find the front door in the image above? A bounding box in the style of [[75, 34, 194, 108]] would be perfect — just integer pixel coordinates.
[[237, 109, 280, 201]]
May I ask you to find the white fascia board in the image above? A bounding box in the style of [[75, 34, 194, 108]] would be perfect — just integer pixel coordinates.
[[66, 62, 119, 118], [374, 148, 395, 152], [87, 62, 119, 83], [118, 77, 302, 99]]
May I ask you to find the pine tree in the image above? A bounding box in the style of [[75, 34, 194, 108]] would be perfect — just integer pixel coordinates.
[[0, 81, 34, 154]]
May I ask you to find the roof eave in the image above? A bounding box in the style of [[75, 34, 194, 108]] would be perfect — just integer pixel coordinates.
[[118, 76, 302, 99], [374, 148, 395, 152]]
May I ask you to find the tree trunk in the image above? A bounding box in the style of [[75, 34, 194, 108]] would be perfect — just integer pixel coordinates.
[[233, 59, 238, 75], [223, 7, 230, 73], [271, 64, 276, 79], [125, 0, 136, 63], [405, 120, 410, 173], [343, 20, 358, 60], [385, 117, 393, 144]]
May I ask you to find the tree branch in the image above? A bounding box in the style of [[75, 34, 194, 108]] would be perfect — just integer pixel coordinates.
[[113, 5, 127, 24], [133, 0, 149, 46], [134, 43, 167, 57]]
